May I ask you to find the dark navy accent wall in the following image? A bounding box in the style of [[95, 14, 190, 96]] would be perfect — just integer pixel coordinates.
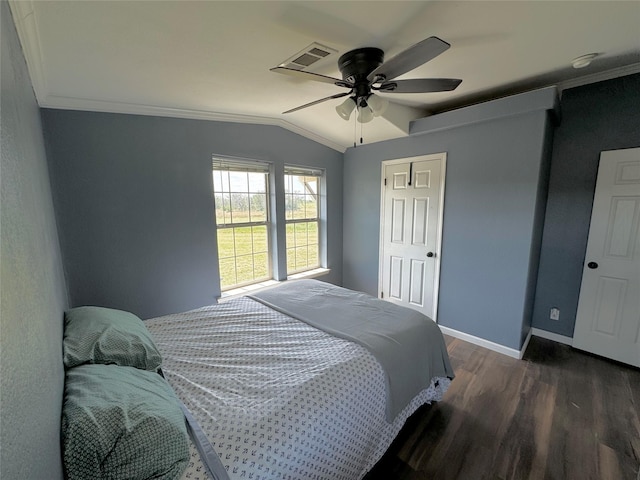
[[1, 3, 68, 479], [532, 74, 640, 337], [343, 89, 556, 350], [42, 110, 343, 319]]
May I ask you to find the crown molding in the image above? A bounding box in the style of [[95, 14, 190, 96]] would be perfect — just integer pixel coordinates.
[[8, 0, 47, 104], [557, 62, 640, 92], [40, 95, 346, 152]]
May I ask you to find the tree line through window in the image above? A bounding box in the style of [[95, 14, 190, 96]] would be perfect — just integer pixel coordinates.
[[212, 159, 321, 291]]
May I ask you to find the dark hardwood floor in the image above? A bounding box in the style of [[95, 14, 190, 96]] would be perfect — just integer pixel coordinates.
[[365, 335, 640, 480]]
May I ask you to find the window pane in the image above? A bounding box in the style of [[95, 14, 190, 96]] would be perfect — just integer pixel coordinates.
[[290, 175, 305, 194], [285, 220, 320, 274], [285, 194, 294, 220], [295, 247, 308, 268], [308, 245, 319, 267], [247, 172, 267, 193], [229, 171, 248, 192], [253, 252, 269, 279], [304, 176, 318, 195], [286, 224, 295, 248], [252, 225, 268, 253], [304, 194, 317, 219], [287, 248, 297, 272], [219, 257, 237, 289], [235, 254, 255, 284], [284, 175, 292, 194], [250, 194, 267, 222], [292, 194, 306, 220], [233, 226, 252, 256], [217, 229, 235, 259], [214, 194, 225, 226], [212, 170, 223, 193], [295, 222, 308, 246], [308, 220, 318, 244], [215, 193, 231, 226], [230, 193, 250, 224]]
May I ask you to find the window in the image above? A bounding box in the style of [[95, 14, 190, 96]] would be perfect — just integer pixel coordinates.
[[284, 167, 321, 274], [213, 158, 270, 291]]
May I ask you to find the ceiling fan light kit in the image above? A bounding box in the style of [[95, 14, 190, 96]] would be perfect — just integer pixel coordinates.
[[336, 97, 356, 120], [367, 93, 389, 117], [356, 105, 374, 123], [271, 36, 462, 125], [336, 93, 387, 122]]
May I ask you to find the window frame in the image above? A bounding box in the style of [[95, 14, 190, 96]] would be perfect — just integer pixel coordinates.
[[212, 157, 272, 291], [284, 166, 323, 275], [212, 157, 327, 294]]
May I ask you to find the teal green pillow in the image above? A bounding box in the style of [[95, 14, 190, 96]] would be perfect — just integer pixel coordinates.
[[63, 306, 162, 370], [62, 364, 189, 480]]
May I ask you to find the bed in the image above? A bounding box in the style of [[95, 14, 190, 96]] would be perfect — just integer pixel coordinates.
[[61, 279, 454, 480]]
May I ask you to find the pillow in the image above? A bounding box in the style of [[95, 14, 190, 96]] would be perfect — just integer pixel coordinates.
[[63, 306, 162, 370], [62, 364, 189, 480]]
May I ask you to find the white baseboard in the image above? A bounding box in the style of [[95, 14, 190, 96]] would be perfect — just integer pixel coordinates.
[[519, 329, 533, 359], [438, 325, 530, 359], [531, 327, 573, 346]]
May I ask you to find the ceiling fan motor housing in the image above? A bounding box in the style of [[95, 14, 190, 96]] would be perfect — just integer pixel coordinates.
[[338, 48, 384, 98]]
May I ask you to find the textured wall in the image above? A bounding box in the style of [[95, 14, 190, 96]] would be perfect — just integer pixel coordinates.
[[531, 74, 640, 337], [343, 97, 554, 350], [0, 3, 69, 479], [42, 110, 343, 319]]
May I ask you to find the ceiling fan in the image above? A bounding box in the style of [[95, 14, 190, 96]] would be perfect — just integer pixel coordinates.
[[271, 36, 462, 123]]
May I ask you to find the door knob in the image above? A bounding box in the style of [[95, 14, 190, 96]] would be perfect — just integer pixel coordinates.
[[587, 262, 598, 269], [426, 252, 435, 258]]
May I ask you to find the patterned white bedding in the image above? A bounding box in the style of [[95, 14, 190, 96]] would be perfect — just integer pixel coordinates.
[[146, 297, 450, 480]]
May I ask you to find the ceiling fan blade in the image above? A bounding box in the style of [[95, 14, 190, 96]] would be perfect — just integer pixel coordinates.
[[379, 78, 462, 93], [367, 36, 450, 82], [271, 67, 351, 87], [282, 92, 351, 114]]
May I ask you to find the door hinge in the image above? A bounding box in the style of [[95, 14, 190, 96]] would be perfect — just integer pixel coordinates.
[[381, 291, 384, 298], [384, 178, 387, 186]]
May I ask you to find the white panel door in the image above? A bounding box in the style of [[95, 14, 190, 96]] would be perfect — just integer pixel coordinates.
[[573, 147, 640, 367], [380, 154, 445, 320]]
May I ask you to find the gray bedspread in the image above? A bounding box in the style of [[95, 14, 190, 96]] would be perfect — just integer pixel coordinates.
[[249, 279, 454, 421]]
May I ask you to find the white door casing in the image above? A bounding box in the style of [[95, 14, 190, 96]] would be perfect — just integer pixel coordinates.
[[379, 154, 446, 320], [573, 147, 640, 367]]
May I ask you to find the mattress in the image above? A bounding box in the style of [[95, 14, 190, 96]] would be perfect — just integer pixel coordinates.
[[146, 296, 451, 480]]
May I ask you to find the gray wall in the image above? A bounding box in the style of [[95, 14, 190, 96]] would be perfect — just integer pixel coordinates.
[[343, 96, 554, 350], [42, 110, 343, 319], [0, 3, 69, 479], [532, 74, 640, 337]]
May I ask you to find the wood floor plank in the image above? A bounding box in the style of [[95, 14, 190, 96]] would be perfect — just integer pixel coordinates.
[[365, 335, 640, 480]]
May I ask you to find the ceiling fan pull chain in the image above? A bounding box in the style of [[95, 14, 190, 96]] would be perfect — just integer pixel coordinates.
[[353, 110, 357, 148]]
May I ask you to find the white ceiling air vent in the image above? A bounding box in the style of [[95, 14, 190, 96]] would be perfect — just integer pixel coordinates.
[[278, 42, 338, 71]]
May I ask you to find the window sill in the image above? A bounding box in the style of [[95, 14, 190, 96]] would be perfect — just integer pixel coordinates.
[[219, 268, 330, 302]]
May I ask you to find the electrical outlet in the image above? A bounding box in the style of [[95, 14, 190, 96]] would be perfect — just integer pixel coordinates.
[[550, 308, 560, 321]]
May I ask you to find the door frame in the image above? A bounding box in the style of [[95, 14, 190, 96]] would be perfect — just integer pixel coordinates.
[[378, 153, 447, 321]]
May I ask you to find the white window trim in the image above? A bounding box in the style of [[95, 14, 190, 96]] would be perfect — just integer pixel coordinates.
[[213, 156, 272, 291], [284, 166, 324, 275]]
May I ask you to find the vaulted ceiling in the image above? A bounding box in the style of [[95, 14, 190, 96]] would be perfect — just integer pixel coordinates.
[[10, 1, 640, 151]]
